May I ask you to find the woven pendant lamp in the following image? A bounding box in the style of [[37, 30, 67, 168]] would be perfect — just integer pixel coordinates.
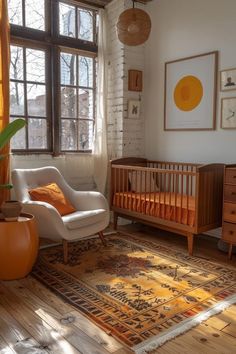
[[116, 0, 151, 46]]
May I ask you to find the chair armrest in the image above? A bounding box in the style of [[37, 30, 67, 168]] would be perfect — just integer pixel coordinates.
[[69, 191, 109, 211], [23, 200, 61, 215], [21, 201, 67, 240]]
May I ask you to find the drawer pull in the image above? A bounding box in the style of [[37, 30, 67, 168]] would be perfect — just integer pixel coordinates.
[[233, 175, 236, 178], [229, 231, 234, 235], [231, 211, 236, 214], [231, 192, 236, 195]]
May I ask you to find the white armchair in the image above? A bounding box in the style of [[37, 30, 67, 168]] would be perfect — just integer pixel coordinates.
[[12, 166, 110, 263]]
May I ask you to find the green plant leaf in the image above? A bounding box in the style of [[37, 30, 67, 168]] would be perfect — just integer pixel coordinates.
[[0, 184, 13, 189], [0, 119, 26, 150]]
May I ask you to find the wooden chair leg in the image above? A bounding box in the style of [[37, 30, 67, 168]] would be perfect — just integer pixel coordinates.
[[113, 212, 118, 230], [187, 234, 194, 256], [98, 231, 107, 246], [63, 239, 68, 264]]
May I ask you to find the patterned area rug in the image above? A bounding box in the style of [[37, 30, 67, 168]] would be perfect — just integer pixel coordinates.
[[32, 233, 236, 353]]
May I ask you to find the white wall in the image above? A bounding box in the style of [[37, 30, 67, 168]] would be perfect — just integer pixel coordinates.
[[145, 0, 236, 164]]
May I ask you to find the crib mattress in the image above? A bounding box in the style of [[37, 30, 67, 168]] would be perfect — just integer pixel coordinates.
[[113, 192, 195, 227]]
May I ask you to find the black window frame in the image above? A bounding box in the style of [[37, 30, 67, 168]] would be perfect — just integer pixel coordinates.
[[9, 0, 98, 155]]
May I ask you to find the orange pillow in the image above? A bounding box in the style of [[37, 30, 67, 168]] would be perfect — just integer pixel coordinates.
[[29, 183, 76, 216]]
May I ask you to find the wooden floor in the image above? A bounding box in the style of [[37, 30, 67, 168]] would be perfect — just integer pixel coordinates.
[[0, 223, 236, 354]]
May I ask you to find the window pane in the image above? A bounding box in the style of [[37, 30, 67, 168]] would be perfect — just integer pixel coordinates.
[[27, 84, 46, 116], [79, 89, 93, 119], [61, 87, 76, 118], [25, 0, 45, 31], [10, 46, 24, 81], [10, 118, 26, 149], [10, 82, 24, 115], [26, 48, 45, 83], [60, 52, 76, 86], [59, 2, 75, 38], [79, 56, 93, 87], [61, 119, 78, 150], [28, 118, 47, 149], [8, 0, 23, 26], [78, 9, 93, 42], [79, 120, 93, 150]]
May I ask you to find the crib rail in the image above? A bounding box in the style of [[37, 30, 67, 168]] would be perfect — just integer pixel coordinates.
[[111, 164, 197, 227]]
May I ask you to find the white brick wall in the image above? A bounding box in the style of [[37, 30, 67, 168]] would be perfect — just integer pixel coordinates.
[[106, 0, 145, 159]]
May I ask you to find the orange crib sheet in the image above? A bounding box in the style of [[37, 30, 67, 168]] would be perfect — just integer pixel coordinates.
[[113, 192, 195, 227]]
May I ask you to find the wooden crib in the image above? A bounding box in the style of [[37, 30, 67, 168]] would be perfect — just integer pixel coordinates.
[[110, 157, 224, 255]]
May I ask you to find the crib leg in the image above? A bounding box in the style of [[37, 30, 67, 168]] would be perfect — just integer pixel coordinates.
[[113, 212, 118, 230], [187, 234, 194, 256]]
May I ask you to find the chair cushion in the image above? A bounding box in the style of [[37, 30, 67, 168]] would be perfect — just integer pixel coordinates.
[[28, 183, 76, 216], [62, 209, 107, 230]]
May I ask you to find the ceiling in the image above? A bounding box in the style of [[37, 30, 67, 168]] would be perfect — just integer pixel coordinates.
[[76, 0, 152, 9]]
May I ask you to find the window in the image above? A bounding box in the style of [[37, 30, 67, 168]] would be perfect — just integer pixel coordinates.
[[8, 0, 45, 30], [60, 51, 95, 151], [8, 0, 97, 153]]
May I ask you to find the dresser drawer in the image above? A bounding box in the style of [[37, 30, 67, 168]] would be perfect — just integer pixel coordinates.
[[224, 184, 236, 203], [225, 168, 236, 185], [223, 202, 236, 223], [222, 222, 236, 243]]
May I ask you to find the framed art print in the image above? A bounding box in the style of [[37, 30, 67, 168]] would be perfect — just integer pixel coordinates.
[[164, 51, 218, 130], [220, 68, 236, 92], [221, 97, 236, 129], [128, 70, 143, 92], [128, 100, 140, 119]]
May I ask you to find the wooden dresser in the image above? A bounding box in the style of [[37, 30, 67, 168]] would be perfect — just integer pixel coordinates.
[[222, 165, 236, 259]]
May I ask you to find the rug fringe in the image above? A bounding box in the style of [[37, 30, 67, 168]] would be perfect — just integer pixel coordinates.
[[133, 294, 236, 354]]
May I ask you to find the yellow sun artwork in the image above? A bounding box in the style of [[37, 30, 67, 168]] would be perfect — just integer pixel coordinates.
[[174, 75, 203, 111]]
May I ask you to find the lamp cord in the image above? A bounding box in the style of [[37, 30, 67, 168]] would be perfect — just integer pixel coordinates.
[[132, 0, 135, 9]]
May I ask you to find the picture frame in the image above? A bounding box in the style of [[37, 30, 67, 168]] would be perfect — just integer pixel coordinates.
[[220, 68, 236, 92], [221, 97, 236, 129], [128, 70, 143, 92], [128, 100, 140, 119], [164, 51, 218, 131]]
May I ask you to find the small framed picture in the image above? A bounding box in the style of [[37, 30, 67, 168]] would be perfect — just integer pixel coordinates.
[[128, 100, 140, 119], [220, 68, 236, 91], [128, 70, 143, 92], [221, 97, 236, 129]]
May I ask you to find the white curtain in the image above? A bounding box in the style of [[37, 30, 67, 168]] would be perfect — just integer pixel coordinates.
[[93, 9, 108, 194]]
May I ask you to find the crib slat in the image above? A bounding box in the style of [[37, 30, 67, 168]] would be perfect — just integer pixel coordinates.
[[174, 173, 178, 222], [186, 174, 189, 226], [168, 172, 171, 214], [149, 170, 151, 216], [180, 173, 183, 223]]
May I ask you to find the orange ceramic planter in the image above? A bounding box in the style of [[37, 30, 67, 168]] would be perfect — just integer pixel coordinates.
[[0, 213, 39, 280]]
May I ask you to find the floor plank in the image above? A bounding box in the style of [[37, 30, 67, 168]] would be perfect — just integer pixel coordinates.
[[0, 303, 47, 354], [222, 323, 236, 338], [0, 283, 82, 354], [0, 335, 15, 354], [153, 324, 236, 354], [3, 281, 111, 354]]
